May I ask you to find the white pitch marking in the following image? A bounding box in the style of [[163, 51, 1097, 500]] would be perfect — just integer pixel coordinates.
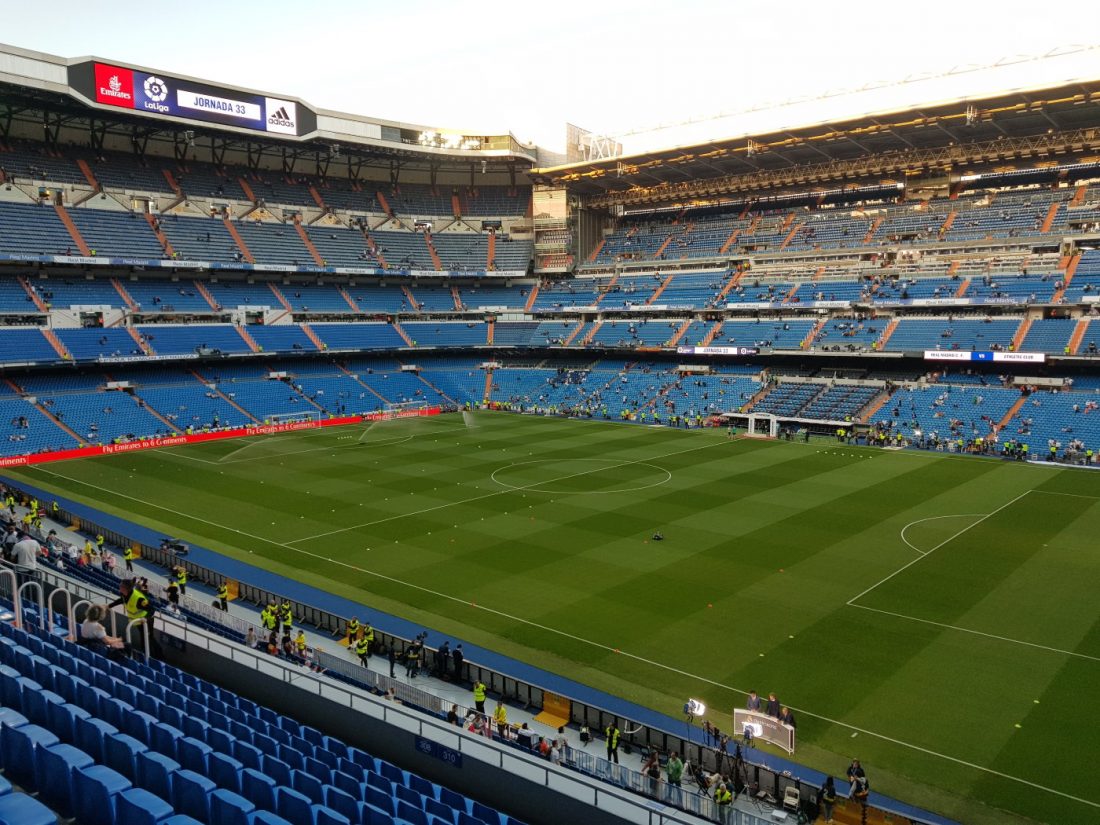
[[848, 490, 1033, 606], [898, 513, 986, 556], [849, 603, 1100, 663]]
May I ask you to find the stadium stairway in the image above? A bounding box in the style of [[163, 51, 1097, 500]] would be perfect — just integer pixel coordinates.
[[223, 219, 255, 264], [293, 218, 325, 266], [190, 371, 261, 423], [53, 203, 91, 256]]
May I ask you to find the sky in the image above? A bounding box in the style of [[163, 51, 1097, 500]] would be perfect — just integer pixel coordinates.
[[4, 0, 1098, 155]]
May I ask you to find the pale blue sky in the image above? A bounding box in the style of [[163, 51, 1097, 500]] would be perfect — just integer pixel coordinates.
[[4, 1, 1094, 152]]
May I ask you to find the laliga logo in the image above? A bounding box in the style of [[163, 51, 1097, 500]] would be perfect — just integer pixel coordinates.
[[144, 76, 168, 102]]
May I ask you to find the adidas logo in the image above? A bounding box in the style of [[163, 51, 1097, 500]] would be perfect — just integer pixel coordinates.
[[268, 106, 295, 129]]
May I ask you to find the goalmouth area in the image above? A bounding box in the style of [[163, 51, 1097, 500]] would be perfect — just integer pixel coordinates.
[[5, 411, 1099, 825]]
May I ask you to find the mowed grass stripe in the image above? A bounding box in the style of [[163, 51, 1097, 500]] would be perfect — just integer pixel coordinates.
[[8, 415, 1100, 825]]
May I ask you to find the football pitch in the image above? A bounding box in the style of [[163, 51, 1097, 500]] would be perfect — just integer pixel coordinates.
[[7, 411, 1100, 825]]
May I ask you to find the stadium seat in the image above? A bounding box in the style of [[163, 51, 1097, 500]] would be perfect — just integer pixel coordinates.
[[105, 732, 148, 778], [75, 715, 118, 762], [171, 768, 217, 822], [276, 785, 314, 824], [365, 785, 397, 816], [323, 785, 361, 823], [209, 752, 245, 794], [34, 741, 94, 816], [73, 764, 133, 825], [0, 791, 56, 825], [292, 767, 326, 804], [314, 804, 351, 825], [398, 800, 430, 825], [115, 787, 175, 825], [209, 788, 257, 825], [262, 753, 294, 788], [135, 750, 180, 801], [424, 798, 455, 823], [47, 700, 90, 743], [472, 802, 504, 825], [178, 735, 214, 774], [1, 722, 59, 789], [241, 767, 278, 813], [250, 812, 294, 825]]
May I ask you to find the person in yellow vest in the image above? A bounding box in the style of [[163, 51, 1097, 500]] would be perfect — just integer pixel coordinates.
[[472, 679, 487, 714], [294, 630, 307, 658], [123, 546, 135, 573], [492, 701, 508, 740], [29, 498, 37, 515], [605, 722, 621, 764], [279, 600, 293, 634], [174, 566, 187, 596], [345, 617, 360, 646], [363, 622, 374, 658], [51, 500, 59, 518], [714, 782, 732, 818], [82, 539, 95, 565], [217, 581, 229, 611], [21, 512, 33, 530], [108, 578, 162, 657], [355, 634, 370, 666], [260, 602, 278, 635], [96, 534, 105, 552]]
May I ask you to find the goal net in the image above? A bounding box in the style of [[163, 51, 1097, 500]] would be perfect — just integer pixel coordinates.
[[266, 411, 323, 425], [357, 401, 466, 445]]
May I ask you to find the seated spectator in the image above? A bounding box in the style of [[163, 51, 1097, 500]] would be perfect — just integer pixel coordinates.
[[80, 605, 125, 653]]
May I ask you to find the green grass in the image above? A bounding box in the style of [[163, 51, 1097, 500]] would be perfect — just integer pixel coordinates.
[[7, 411, 1100, 825]]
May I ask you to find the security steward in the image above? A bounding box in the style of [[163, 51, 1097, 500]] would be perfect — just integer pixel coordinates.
[[345, 617, 360, 645], [174, 565, 187, 597], [123, 546, 135, 573], [260, 602, 279, 635], [472, 679, 487, 714], [279, 600, 293, 635], [355, 633, 371, 666], [216, 581, 229, 611], [605, 722, 621, 764], [108, 578, 161, 657], [362, 621, 375, 658]]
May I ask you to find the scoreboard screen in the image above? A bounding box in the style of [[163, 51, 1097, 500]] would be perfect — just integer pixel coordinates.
[[68, 62, 315, 137]]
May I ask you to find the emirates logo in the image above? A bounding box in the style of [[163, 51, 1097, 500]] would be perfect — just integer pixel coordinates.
[[109, 76, 121, 92]]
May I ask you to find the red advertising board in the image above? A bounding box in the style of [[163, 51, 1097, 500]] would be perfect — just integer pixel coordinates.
[[94, 63, 135, 108], [0, 415, 376, 469]]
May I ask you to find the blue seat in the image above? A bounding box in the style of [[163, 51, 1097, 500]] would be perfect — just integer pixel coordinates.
[[240, 767, 278, 813], [152, 722, 185, 760], [0, 791, 56, 825], [304, 754, 333, 783], [172, 769, 216, 823], [182, 716, 211, 742], [233, 740, 263, 770], [116, 787, 174, 825], [395, 785, 422, 808], [408, 774, 436, 800], [136, 750, 180, 800], [105, 732, 148, 779], [312, 749, 339, 772], [365, 785, 396, 817], [121, 709, 158, 741], [366, 771, 393, 796], [163, 817, 205, 825], [73, 764, 133, 825], [100, 696, 134, 729], [276, 786, 314, 825], [210, 788, 256, 825], [457, 814, 489, 825], [207, 726, 234, 755], [48, 700, 91, 744], [278, 744, 306, 771], [439, 788, 471, 816], [377, 760, 405, 787], [249, 811, 293, 825], [292, 768, 326, 804], [160, 705, 186, 732], [35, 742, 94, 817], [0, 706, 28, 731], [471, 802, 502, 825], [75, 715, 118, 762], [347, 747, 375, 774], [323, 785, 360, 823], [262, 753, 293, 787], [330, 769, 364, 799], [253, 731, 277, 754], [313, 804, 350, 825], [0, 774, 9, 795], [22, 686, 64, 727], [362, 803, 395, 825], [178, 736, 213, 774], [425, 798, 456, 824], [210, 752, 245, 794], [398, 801, 429, 825], [1, 723, 59, 789]]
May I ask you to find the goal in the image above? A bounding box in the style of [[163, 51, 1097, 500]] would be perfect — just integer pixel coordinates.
[[266, 411, 323, 425]]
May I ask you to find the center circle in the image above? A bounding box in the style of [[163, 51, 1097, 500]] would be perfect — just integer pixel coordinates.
[[490, 458, 672, 495]]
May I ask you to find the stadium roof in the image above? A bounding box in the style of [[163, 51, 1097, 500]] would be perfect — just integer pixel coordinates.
[[531, 79, 1100, 198]]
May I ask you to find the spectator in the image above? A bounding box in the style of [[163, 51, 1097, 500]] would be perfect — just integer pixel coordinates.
[[818, 776, 838, 824], [666, 751, 684, 805], [765, 692, 780, 717], [79, 605, 125, 654], [492, 701, 508, 740]]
